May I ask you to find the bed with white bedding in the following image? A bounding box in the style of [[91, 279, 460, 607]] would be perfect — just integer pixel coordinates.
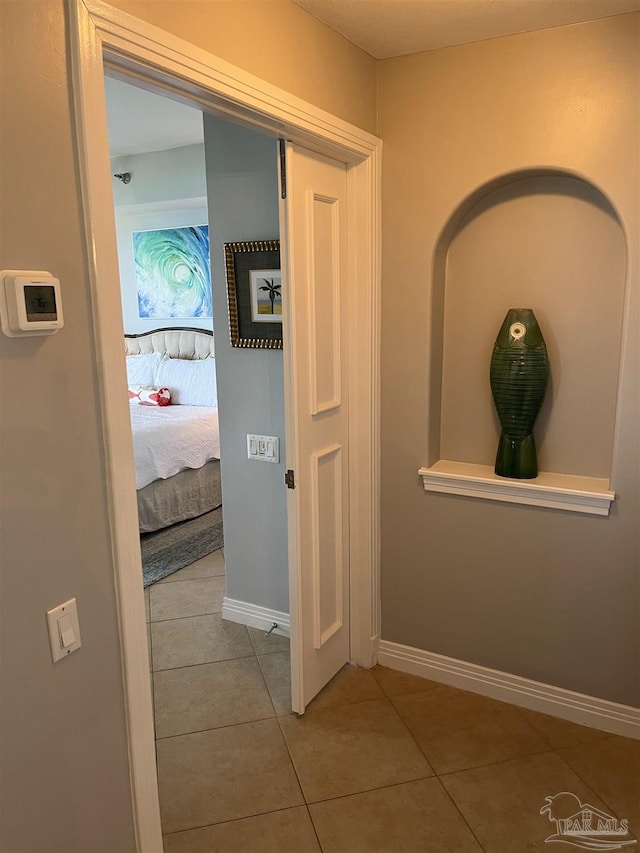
[[125, 328, 222, 533], [131, 404, 220, 490]]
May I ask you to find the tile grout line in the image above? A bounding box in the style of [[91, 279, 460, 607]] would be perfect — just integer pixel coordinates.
[[152, 649, 255, 674], [255, 645, 282, 719], [380, 671, 628, 809], [161, 802, 316, 843], [371, 674, 547, 853], [154, 706, 279, 742], [151, 629, 287, 673], [301, 773, 453, 807], [147, 589, 155, 713], [153, 629, 287, 741], [509, 702, 618, 750], [371, 691, 438, 776], [379, 675, 614, 779], [157, 741, 636, 848], [304, 803, 325, 853], [149, 609, 223, 624], [151, 575, 224, 587], [273, 712, 325, 849], [157, 628, 309, 845], [149, 572, 225, 622], [156, 572, 225, 585], [359, 689, 489, 849], [385, 685, 632, 849], [435, 745, 561, 779], [147, 586, 160, 802], [302, 770, 490, 853], [370, 679, 488, 850], [433, 775, 489, 852], [551, 742, 633, 828], [275, 687, 439, 816], [150, 561, 233, 843]]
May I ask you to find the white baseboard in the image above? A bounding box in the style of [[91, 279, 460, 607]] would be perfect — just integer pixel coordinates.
[[378, 640, 639, 740], [222, 596, 290, 638]]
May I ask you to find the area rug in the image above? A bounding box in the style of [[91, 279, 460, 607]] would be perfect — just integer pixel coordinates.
[[141, 506, 224, 587]]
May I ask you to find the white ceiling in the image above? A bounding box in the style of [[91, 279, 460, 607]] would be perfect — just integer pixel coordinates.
[[105, 0, 639, 156], [104, 77, 204, 158], [293, 0, 640, 59]]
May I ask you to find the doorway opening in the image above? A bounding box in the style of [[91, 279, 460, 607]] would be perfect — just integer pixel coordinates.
[[104, 67, 293, 741], [70, 1, 380, 845]]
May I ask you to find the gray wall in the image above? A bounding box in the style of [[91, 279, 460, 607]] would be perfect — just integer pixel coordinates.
[[378, 14, 639, 707], [111, 143, 206, 207], [440, 175, 626, 478], [203, 116, 289, 614], [2, 3, 636, 850]]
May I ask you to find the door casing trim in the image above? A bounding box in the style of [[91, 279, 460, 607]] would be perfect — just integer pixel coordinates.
[[68, 1, 381, 849]]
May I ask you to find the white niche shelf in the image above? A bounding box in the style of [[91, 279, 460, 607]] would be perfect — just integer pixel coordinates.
[[419, 460, 615, 516]]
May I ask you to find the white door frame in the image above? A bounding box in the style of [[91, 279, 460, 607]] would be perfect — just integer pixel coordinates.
[[68, 1, 381, 849]]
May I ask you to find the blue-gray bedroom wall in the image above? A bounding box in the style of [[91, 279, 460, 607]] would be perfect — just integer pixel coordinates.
[[203, 115, 289, 615]]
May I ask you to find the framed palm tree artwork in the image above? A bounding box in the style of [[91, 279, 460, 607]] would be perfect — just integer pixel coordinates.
[[224, 240, 282, 349], [249, 270, 282, 322]]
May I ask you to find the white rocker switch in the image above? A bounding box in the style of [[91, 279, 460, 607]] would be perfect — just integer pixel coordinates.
[[58, 614, 76, 648], [47, 598, 82, 663]]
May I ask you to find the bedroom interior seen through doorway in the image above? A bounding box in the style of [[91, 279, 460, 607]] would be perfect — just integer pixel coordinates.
[[104, 72, 291, 720]]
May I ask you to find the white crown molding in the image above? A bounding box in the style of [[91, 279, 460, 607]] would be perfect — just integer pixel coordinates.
[[84, 0, 380, 162], [379, 640, 640, 740], [419, 460, 615, 516]]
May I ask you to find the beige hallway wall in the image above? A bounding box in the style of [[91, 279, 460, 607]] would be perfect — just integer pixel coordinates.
[[0, 2, 377, 850], [0, 3, 136, 850], [378, 14, 639, 706], [107, 0, 378, 134]]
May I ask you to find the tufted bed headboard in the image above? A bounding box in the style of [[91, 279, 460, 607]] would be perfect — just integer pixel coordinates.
[[124, 327, 214, 360]]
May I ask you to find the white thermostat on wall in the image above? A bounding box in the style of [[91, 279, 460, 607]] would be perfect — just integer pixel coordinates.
[[0, 270, 64, 337]]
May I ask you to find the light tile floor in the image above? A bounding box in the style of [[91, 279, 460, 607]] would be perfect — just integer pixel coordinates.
[[146, 550, 639, 852]]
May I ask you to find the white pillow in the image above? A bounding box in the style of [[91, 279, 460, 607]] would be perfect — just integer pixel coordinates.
[[155, 356, 217, 407], [125, 352, 162, 386]]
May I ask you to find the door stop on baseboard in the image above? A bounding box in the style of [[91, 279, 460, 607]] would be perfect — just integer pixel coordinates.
[[265, 622, 278, 637]]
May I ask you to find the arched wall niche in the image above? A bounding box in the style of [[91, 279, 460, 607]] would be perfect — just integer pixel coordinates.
[[428, 168, 627, 485]]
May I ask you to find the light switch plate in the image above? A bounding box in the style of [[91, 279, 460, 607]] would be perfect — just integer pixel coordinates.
[[46, 597, 82, 663], [247, 433, 279, 463]]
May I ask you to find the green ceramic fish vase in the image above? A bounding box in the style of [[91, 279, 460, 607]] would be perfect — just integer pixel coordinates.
[[489, 308, 549, 479]]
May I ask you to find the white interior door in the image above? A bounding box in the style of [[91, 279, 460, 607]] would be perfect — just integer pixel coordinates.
[[281, 143, 350, 713]]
